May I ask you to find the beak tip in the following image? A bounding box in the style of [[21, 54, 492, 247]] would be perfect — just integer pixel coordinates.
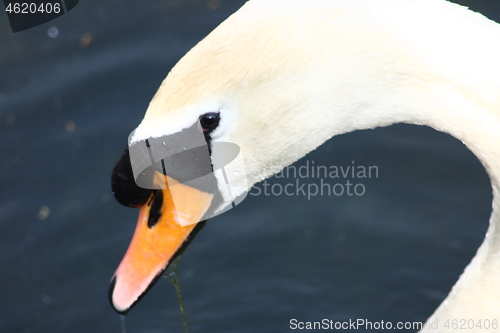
[[109, 275, 131, 315]]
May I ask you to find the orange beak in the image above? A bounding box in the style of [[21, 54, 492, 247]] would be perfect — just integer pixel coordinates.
[[109, 173, 214, 314]]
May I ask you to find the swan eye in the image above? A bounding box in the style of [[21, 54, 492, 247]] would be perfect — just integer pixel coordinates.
[[199, 112, 220, 132]]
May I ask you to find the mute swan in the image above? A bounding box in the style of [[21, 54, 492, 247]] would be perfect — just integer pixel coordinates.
[[109, 0, 500, 331]]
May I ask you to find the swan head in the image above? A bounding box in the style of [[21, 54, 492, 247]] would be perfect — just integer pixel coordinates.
[[108, 98, 253, 313], [108, 18, 283, 311], [107, 0, 406, 313]]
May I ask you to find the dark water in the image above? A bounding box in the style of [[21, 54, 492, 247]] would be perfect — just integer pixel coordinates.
[[1, 1, 499, 332]]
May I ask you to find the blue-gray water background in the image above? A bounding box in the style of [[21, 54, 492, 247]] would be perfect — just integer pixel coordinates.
[[1, 0, 499, 332]]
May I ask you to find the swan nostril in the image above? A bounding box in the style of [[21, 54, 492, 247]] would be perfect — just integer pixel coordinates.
[[147, 191, 164, 228]]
